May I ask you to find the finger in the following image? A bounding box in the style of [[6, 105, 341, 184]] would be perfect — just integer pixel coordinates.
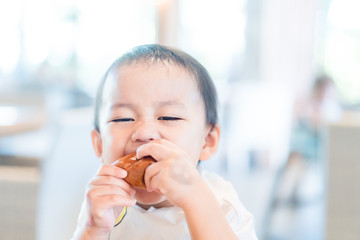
[[96, 164, 127, 179], [88, 185, 135, 200], [88, 176, 136, 196], [91, 194, 137, 210], [136, 139, 177, 161], [144, 161, 164, 192]]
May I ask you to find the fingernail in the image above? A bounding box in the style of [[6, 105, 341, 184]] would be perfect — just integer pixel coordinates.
[[118, 169, 127, 178], [136, 146, 143, 159], [112, 160, 119, 165]]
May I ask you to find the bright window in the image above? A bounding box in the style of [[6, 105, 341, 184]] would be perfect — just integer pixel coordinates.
[[178, 0, 247, 84], [0, 0, 156, 95], [323, 0, 360, 106]]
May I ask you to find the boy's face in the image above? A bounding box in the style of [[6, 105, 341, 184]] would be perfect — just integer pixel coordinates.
[[92, 62, 218, 205]]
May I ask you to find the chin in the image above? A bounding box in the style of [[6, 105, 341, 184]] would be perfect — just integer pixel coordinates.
[[135, 188, 167, 206]]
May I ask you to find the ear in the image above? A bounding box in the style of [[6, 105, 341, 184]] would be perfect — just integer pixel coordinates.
[[91, 129, 103, 161], [199, 124, 220, 161]]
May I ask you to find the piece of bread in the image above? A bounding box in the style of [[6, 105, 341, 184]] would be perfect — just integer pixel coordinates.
[[115, 152, 155, 189]]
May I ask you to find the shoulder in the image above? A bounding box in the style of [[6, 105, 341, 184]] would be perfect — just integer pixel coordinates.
[[201, 170, 239, 204], [201, 171, 258, 239]]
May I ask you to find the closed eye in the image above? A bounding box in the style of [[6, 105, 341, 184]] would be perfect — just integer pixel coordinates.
[[158, 116, 182, 121], [112, 118, 134, 122]]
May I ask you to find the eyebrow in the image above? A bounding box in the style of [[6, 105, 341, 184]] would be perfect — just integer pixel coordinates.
[[110, 103, 133, 110], [156, 100, 185, 108], [110, 101, 185, 110]]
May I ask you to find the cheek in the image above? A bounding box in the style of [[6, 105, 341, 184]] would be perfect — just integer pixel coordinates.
[[168, 126, 205, 162], [101, 127, 127, 164], [186, 126, 208, 161]]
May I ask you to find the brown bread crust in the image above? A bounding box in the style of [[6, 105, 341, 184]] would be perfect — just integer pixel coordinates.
[[115, 152, 155, 189]]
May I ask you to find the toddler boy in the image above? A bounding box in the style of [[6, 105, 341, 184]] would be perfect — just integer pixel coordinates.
[[72, 44, 258, 240]]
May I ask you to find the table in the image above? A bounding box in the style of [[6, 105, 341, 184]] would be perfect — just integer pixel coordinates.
[[0, 105, 46, 137]]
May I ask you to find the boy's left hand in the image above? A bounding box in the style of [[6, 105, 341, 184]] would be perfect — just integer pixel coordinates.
[[136, 139, 206, 208]]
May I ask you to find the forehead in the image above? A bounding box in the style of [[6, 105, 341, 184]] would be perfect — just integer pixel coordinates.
[[102, 63, 201, 102]]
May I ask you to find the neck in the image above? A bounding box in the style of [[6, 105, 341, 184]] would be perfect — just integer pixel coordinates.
[[136, 199, 173, 210]]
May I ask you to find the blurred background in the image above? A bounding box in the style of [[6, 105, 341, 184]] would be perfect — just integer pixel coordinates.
[[0, 0, 359, 239]]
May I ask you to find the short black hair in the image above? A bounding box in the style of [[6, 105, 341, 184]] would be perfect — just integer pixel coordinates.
[[94, 44, 218, 132]]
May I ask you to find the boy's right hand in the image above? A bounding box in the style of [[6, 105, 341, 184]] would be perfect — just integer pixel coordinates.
[[83, 163, 136, 238]]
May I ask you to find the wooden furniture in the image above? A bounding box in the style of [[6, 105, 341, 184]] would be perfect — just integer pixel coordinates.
[[0, 93, 46, 239], [324, 111, 360, 240], [0, 166, 40, 240]]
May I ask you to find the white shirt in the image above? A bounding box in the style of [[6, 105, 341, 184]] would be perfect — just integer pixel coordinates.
[[73, 171, 258, 240]]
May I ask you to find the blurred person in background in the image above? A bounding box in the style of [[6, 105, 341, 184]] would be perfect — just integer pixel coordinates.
[[275, 74, 343, 205], [263, 74, 343, 240]]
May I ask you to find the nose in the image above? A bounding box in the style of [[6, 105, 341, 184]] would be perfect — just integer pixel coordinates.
[[131, 120, 160, 143]]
